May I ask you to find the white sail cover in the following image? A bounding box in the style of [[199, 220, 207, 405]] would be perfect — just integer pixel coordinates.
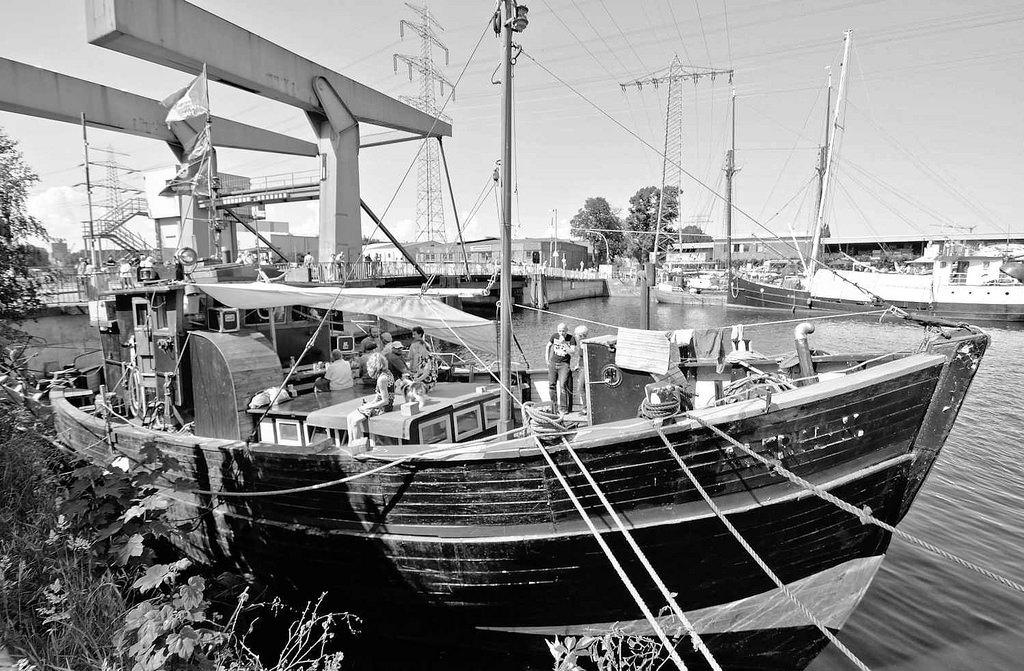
[[193, 283, 497, 355]]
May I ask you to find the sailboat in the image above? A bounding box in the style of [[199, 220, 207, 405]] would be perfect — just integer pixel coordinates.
[[52, 11, 992, 670], [728, 33, 1024, 322]]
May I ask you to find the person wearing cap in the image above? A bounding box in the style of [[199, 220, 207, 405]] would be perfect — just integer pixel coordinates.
[[384, 340, 410, 378]]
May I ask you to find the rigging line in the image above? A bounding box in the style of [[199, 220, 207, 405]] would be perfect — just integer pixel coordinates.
[[521, 49, 804, 259], [556, 436, 723, 670], [686, 416, 1024, 597], [691, 0, 714, 65], [655, 429, 872, 671], [846, 100, 1006, 231], [535, 440, 691, 671], [843, 160, 957, 231], [837, 170, 931, 236], [835, 180, 884, 240]]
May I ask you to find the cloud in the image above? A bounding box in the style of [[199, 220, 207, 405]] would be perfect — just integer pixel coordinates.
[[27, 186, 87, 248]]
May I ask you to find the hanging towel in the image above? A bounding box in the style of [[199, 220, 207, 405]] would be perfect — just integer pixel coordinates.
[[693, 328, 727, 373]]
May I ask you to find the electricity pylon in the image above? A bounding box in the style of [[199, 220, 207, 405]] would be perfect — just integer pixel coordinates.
[[620, 57, 732, 263], [394, 4, 454, 243]]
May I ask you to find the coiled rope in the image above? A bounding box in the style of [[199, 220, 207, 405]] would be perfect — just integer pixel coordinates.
[[686, 415, 1024, 596], [521, 401, 575, 442]]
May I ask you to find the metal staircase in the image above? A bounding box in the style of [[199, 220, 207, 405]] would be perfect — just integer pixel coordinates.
[[82, 197, 152, 256]]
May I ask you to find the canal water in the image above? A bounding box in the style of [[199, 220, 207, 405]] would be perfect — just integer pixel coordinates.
[[510, 296, 1024, 670]]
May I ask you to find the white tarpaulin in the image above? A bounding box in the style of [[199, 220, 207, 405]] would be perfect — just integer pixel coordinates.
[[193, 283, 497, 355]]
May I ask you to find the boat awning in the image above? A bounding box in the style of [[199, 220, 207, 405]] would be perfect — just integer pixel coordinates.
[[193, 282, 497, 355]]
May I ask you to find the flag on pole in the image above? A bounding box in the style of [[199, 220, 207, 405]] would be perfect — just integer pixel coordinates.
[[161, 65, 209, 124], [159, 126, 212, 197]]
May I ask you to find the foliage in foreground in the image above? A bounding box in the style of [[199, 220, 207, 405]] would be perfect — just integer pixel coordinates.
[[0, 401, 349, 670]]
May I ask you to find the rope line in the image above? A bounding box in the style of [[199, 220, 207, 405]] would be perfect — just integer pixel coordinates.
[[687, 415, 1024, 596], [558, 437, 722, 670], [651, 426, 871, 671], [535, 439, 689, 671]]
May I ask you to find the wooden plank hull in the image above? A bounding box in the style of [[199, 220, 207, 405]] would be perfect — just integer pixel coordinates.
[[51, 328, 989, 669]]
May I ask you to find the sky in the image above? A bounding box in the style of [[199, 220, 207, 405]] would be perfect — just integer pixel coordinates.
[[2, 0, 1022, 255]]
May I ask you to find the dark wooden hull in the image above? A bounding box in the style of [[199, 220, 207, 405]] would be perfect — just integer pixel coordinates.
[[52, 327, 989, 669]]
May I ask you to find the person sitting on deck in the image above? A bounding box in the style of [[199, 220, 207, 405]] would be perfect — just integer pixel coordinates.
[[347, 352, 394, 451], [323, 348, 354, 391]]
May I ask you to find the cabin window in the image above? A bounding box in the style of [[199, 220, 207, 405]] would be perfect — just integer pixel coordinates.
[[258, 419, 275, 443], [454, 406, 483, 440], [276, 419, 303, 446], [306, 425, 331, 446], [419, 415, 452, 444], [483, 398, 501, 428]]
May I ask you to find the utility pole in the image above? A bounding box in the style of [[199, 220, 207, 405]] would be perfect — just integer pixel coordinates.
[[395, 4, 454, 243], [80, 114, 97, 266], [620, 58, 733, 266]]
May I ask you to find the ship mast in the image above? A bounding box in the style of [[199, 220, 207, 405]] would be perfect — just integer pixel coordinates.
[[808, 30, 852, 282], [724, 90, 736, 283], [497, 0, 528, 432]]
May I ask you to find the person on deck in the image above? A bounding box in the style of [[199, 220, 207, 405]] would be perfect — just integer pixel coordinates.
[[347, 352, 394, 452], [572, 324, 589, 411], [359, 326, 382, 353], [545, 322, 577, 413], [357, 341, 380, 380], [383, 341, 410, 379], [408, 326, 437, 390], [323, 348, 354, 391]]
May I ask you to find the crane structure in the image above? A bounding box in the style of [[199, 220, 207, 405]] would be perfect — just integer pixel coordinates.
[[620, 57, 733, 263], [394, 4, 454, 243]]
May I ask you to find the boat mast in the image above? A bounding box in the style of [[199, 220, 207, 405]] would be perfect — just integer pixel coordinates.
[[808, 31, 852, 281], [497, 0, 528, 432], [724, 90, 736, 282]]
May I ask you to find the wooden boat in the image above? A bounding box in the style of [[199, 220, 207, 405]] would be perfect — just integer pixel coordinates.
[[53, 264, 990, 668], [50, 14, 993, 671]]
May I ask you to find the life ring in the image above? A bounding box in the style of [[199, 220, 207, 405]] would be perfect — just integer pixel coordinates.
[[257, 308, 271, 321], [176, 247, 199, 265]]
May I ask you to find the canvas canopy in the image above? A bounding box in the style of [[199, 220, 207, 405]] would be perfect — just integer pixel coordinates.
[[193, 283, 497, 355]]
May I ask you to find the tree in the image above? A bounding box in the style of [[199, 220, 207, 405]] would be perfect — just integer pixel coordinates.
[[678, 224, 713, 244], [624, 185, 678, 263], [568, 197, 626, 263], [1, 127, 48, 332]]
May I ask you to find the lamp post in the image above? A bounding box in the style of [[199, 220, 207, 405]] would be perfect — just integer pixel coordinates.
[[550, 208, 558, 256], [592, 230, 610, 263]]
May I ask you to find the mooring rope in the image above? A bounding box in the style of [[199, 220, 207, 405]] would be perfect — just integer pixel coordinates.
[[514, 301, 894, 335], [687, 415, 1024, 596], [558, 437, 723, 670], [651, 426, 872, 671], [535, 439, 690, 671]]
